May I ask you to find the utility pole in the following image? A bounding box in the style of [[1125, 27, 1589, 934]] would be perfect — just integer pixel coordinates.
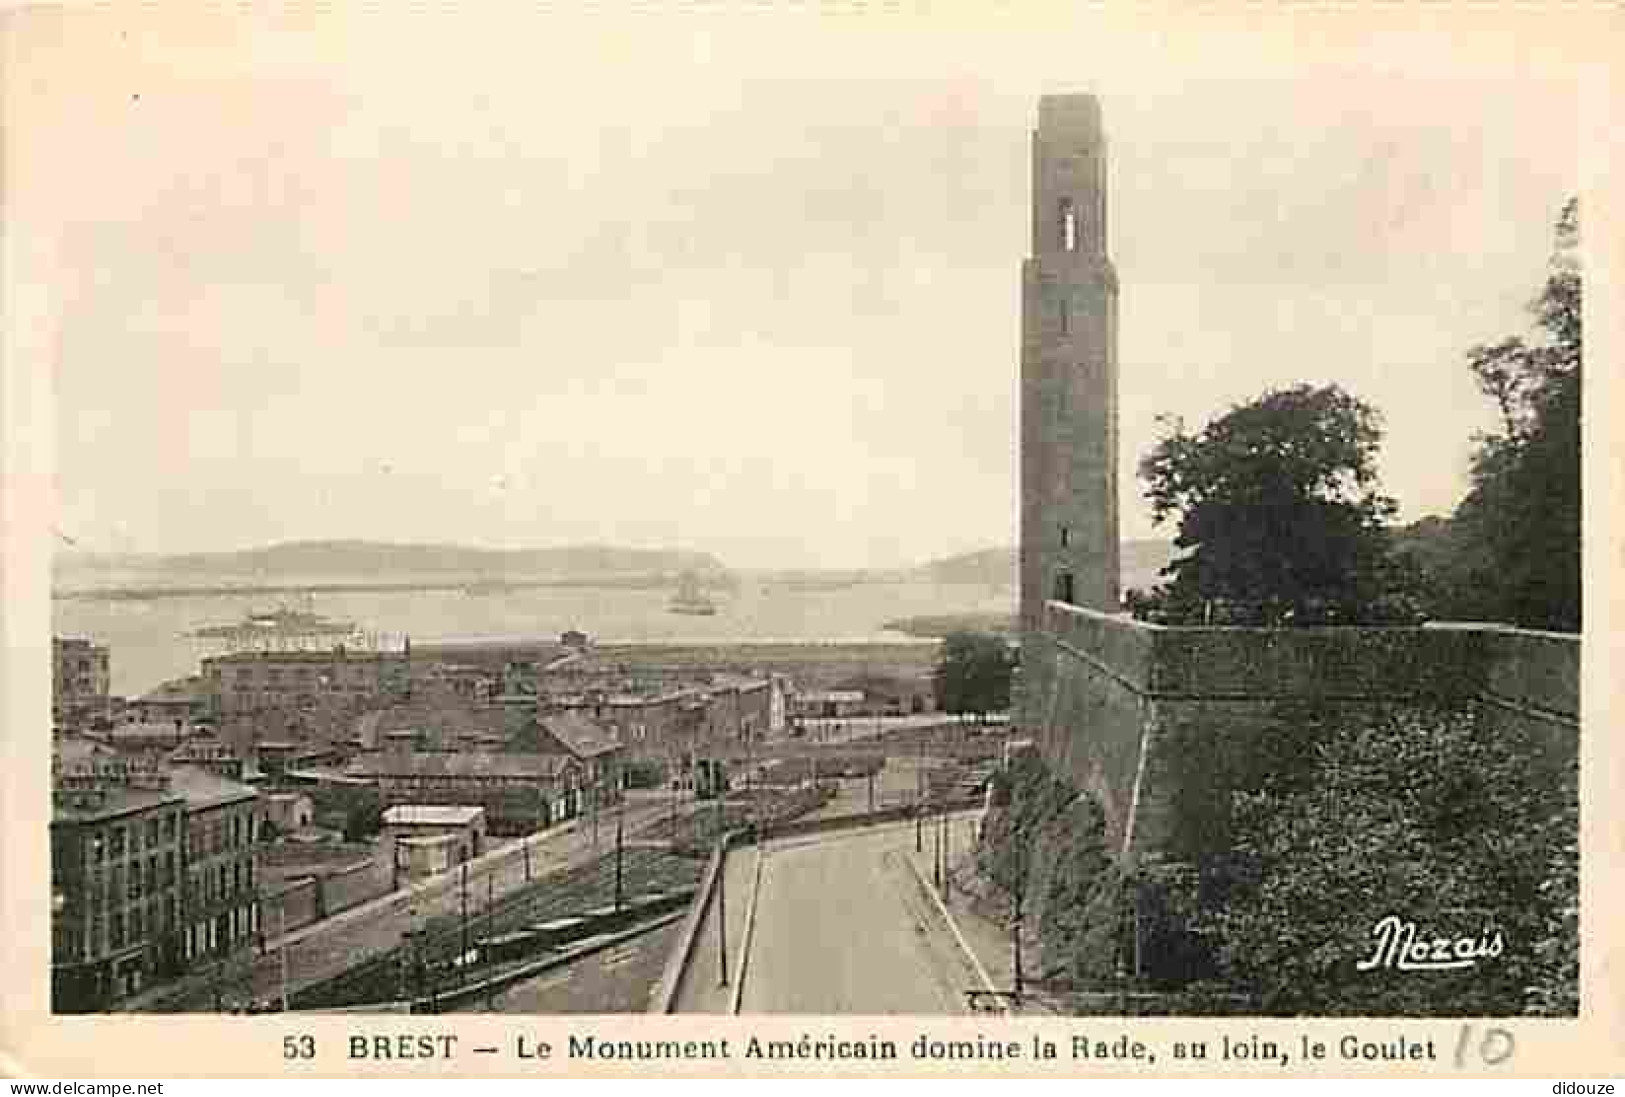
[[1012, 893, 1024, 1005], [668, 743, 678, 835], [278, 900, 290, 1012], [614, 806, 625, 912], [942, 805, 952, 902], [743, 722, 753, 832], [936, 806, 949, 890], [716, 794, 729, 988], [486, 871, 496, 1010], [459, 861, 469, 989], [1012, 836, 1025, 1005]]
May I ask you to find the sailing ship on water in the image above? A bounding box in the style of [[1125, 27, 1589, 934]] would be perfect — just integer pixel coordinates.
[[668, 571, 718, 616]]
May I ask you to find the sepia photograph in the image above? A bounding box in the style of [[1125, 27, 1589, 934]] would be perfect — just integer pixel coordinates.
[[4, 2, 1612, 1078]]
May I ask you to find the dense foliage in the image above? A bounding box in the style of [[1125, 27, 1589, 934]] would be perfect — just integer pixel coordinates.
[[976, 754, 1118, 984], [1130, 384, 1419, 626], [932, 631, 1014, 720], [1191, 705, 1577, 1015], [974, 707, 1576, 1016], [1410, 199, 1581, 632]]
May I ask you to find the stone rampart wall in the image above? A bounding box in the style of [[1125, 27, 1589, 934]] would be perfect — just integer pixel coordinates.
[[1034, 603, 1579, 858]]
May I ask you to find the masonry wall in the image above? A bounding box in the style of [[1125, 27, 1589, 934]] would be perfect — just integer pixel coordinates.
[[312, 857, 390, 917], [1033, 602, 1580, 859], [263, 878, 318, 935]]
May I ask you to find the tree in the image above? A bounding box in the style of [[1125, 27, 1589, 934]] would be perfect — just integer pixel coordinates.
[[1444, 198, 1581, 631], [932, 631, 1014, 721], [342, 794, 384, 843], [1133, 384, 1416, 626]]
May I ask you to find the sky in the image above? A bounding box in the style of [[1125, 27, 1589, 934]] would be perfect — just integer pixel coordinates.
[[14, 7, 1581, 571]]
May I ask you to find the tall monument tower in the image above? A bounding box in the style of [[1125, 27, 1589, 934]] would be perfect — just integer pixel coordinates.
[[1020, 94, 1120, 638]]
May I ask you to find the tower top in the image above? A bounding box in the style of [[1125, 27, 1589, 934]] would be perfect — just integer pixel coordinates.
[[1037, 94, 1103, 136]]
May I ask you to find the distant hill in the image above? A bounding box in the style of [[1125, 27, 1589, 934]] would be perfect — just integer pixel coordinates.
[[919, 547, 1017, 587], [919, 540, 1176, 591], [54, 539, 725, 585]]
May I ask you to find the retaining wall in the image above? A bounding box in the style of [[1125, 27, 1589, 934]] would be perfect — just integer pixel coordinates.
[[1031, 602, 1580, 858]]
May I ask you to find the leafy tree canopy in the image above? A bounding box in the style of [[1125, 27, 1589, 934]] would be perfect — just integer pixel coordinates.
[[1132, 383, 1418, 626], [932, 630, 1014, 720], [1442, 198, 1581, 632]]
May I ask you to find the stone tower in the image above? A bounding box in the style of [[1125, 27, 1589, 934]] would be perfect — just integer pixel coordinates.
[[1019, 94, 1120, 638]]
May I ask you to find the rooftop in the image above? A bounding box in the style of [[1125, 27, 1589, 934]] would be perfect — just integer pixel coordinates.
[[796, 690, 866, 704], [536, 711, 621, 759], [137, 676, 208, 704], [53, 783, 183, 824], [346, 750, 572, 780], [384, 805, 486, 827], [168, 764, 259, 809]]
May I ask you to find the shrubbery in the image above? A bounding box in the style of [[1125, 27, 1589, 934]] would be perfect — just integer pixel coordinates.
[[977, 706, 1578, 1016]]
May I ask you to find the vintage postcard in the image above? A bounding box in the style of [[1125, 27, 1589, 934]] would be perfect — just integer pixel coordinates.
[[1, 0, 1620, 1081]]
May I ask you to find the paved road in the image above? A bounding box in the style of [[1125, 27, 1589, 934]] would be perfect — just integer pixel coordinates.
[[804, 756, 939, 820], [733, 822, 984, 1014]]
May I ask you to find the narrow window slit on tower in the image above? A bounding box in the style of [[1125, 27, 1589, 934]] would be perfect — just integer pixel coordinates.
[[1059, 298, 1070, 335], [1060, 198, 1077, 251], [1054, 571, 1076, 605], [1060, 526, 1070, 547]]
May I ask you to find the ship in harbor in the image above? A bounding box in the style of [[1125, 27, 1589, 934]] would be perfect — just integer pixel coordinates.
[[667, 571, 718, 616], [186, 596, 364, 652]]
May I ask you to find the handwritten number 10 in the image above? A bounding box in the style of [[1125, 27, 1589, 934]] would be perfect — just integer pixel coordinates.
[[1454, 1025, 1515, 1068]]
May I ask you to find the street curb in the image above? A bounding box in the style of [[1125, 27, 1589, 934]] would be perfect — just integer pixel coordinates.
[[902, 822, 1007, 1017], [728, 845, 766, 1015]]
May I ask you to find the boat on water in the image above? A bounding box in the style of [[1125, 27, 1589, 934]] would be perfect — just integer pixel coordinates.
[[187, 598, 360, 648], [668, 572, 718, 616]]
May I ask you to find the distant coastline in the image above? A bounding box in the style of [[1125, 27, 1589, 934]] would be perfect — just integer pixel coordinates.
[[880, 612, 1016, 639], [51, 573, 702, 602]]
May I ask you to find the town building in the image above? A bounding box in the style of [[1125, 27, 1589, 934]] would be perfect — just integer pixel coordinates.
[[393, 833, 464, 882], [89, 720, 213, 756], [128, 676, 210, 726], [169, 765, 261, 966], [382, 805, 487, 884], [53, 637, 112, 728], [168, 740, 255, 783], [353, 701, 518, 753], [539, 673, 783, 763], [789, 689, 867, 721], [50, 740, 186, 1011], [343, 749, 580, 835], [202, 648, 408, 716], [263, 791, 316, 836], [529, 711, 625, 814]]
